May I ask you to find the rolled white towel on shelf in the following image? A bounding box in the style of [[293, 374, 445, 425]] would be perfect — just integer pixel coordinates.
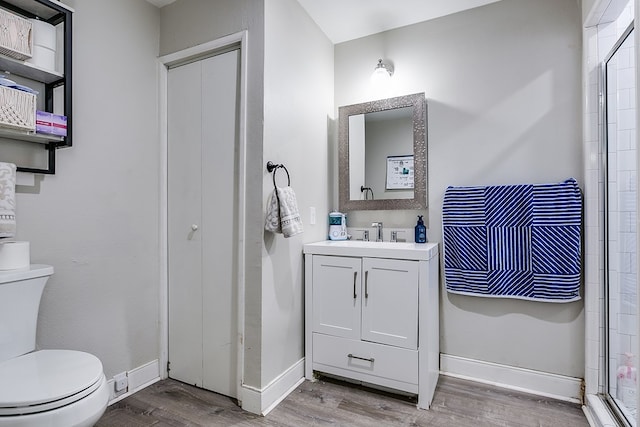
[[0, 162, 16, 239], [0, 241, 29, 270]]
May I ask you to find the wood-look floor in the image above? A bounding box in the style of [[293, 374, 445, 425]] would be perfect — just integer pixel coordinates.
[[96, 375, 589, 426]]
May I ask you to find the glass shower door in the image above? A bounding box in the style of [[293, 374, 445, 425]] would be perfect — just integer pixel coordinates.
[[605, 23, 637, 425]]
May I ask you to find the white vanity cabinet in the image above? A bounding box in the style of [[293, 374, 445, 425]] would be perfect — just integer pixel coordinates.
[[303, 241, 439, 409], [312, 256, 418, 348]]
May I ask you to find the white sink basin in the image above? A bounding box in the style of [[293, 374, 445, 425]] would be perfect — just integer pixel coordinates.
[[303, 240, 438, 260]]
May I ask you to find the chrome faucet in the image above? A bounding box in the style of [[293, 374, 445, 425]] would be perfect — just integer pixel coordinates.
[[390, 230, 406, 242], [371, 222, 383, 242]]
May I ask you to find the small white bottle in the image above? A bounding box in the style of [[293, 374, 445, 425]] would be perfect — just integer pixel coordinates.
[[617, 352, 637, 411]]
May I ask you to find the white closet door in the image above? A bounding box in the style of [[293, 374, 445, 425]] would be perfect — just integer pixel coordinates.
[[168, 59, 203, 388], [201, 50, 239, 397], [168, 49, 239, 398]]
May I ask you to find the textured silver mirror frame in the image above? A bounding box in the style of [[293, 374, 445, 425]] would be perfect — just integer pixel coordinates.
[[338, 92, 427, 211]]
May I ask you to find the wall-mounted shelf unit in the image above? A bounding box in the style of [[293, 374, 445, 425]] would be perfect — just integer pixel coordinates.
[[0, 0, 72, 174]]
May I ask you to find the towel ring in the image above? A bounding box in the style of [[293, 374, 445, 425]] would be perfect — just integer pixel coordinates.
[[266, 161, 290, 187]]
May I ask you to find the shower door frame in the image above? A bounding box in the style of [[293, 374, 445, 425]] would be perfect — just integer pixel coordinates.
[[601, 20, 637, 426]]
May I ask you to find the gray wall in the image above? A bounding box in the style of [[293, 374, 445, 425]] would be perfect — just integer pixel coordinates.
[[262, 0, 333, 385], [582, 0, 598, 22], [335, 0, 584, 377], [12, 0, 161, 379]]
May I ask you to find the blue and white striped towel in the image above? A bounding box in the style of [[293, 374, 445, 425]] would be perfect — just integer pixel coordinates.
[[442, 178, 582, 302]]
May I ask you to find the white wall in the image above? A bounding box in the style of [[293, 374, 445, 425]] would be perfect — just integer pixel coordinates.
[[349, 114, 366, 199], [335, 0, 584, 377], [262, 0, 333, 385], [11, 0, 161, 379]]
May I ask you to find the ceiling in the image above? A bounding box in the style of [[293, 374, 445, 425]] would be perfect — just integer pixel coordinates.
[[145, 0, 502, 44], [146, 0, 175, 8], [295, 0, 502, 44]]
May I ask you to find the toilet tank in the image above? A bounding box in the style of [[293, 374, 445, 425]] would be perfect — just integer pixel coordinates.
[[0, 265, 53, 362]]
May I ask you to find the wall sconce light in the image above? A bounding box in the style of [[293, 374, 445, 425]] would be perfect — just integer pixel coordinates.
[[371, 59, 393, 84]]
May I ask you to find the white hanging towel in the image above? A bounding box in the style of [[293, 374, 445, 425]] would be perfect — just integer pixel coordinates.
[[265, 186, 303, 238], [0, 162, 16, 239]]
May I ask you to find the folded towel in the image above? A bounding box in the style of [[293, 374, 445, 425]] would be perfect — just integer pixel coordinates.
[[265, 186, 303, 238], [442, 178, 582, 302], [0, 162, 16, 239]]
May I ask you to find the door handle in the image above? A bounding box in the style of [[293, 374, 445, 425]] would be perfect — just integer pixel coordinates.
[[365, 270, 369, 298], [188, 224, 199, 240], [353, 271, 357, 299], [348, 353, 375, 363]]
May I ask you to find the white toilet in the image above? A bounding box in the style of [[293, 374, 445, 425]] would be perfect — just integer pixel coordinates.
[[0, 265, 109, 427]]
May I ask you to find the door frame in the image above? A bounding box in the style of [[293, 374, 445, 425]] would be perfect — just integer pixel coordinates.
[[158, 31, 248, 402], [601, 21, 636, 425]]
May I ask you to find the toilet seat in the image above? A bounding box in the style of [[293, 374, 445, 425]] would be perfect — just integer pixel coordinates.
[[0, 349, 104, 415]]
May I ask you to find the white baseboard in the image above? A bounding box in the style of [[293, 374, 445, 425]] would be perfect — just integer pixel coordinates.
[[107, 359, 161, 405], [241, 358, 305, 416], [440, 354, 583, 404]]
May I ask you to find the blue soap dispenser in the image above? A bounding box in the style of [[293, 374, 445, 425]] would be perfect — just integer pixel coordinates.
[[415, 215, 427, 243]]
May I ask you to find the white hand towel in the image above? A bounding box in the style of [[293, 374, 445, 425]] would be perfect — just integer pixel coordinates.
[[0, 162, 16, 239], [265, 189, 282, 234], [265, 186, 303, 238]]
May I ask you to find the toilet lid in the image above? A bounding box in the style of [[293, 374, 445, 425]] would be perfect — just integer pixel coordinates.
[[0, 349, 104, 415]]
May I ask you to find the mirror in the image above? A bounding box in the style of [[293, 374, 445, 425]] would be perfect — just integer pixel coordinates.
[[338, 92, 427, 211]]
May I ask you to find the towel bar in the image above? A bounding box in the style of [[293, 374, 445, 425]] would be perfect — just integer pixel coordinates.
[[266, 161, 290, 187]]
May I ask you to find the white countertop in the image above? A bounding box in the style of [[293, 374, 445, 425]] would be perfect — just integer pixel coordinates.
[[303, 240, 438, 261]]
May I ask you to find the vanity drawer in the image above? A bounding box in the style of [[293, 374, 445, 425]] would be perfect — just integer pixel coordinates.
[[312, 333, 418, 388]]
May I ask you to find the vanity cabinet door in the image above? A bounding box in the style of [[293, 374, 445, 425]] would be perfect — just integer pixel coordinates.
[[361, 258, 419, 349], [312, 255, 362, 340]]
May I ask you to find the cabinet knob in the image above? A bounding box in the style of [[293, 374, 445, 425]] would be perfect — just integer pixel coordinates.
[[191, 224, 199, 231]]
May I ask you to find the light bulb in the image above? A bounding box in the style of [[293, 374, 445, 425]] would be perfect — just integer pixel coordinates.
[[371, 59, 392, 84]]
